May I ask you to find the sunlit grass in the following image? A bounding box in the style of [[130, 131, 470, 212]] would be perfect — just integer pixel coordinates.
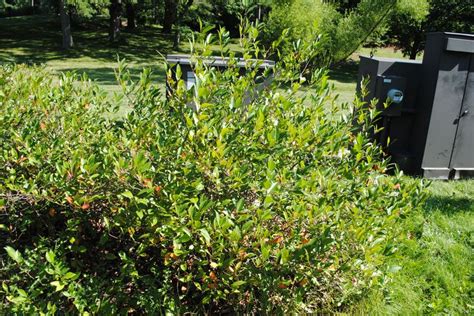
[[355, 180, 474, 315]]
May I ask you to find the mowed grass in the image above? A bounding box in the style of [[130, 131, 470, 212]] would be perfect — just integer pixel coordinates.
[[355, 180, 474, 315], [0, 14, 170, 104], [0, 15, 241, 97], [1, 15, 472, 314]]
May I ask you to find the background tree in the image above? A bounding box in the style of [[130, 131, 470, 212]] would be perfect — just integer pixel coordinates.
[[326, 0, 360, 13], [0, 0, 40, 16], [172, 0, 193, 49], [426, 0, 473, 34], [387, 0, 429, 59], [160, 0, 193, 48], [209, 0, 272, 36], [37, 0, 108, 49], [109, 0, 122, 42], [388, 0, 474, 59], [6, 0, 471, 59], [330, 0, 397, 62], [125, 0, 136, 29], [59, 0, 73, 49], [264, 0, 398, 66], [163, 0, 176, 33]]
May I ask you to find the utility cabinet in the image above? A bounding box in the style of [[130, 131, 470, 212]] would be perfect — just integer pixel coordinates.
[[166, 54, 275, 99], [357, 57, 422, 173], [417, 32, 474, 179], [358, 32, 474, 179]]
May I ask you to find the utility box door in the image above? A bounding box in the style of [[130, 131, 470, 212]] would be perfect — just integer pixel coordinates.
[[450, 56, 474, 169], [421, 45, 472, 170]]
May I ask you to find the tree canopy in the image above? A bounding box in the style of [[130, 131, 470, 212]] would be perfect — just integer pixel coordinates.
[[388, 0, 473, 59]]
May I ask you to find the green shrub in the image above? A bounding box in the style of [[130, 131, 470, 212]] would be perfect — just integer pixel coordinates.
[[263, 0, 338, 66], [263, 0, 397, 65], [0, 26, 426, 313]]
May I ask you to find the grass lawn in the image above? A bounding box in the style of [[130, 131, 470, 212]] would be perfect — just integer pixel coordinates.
[[0, 14, 173, 113], [356, 180, 474, 314], [0, 15, 472, 314]]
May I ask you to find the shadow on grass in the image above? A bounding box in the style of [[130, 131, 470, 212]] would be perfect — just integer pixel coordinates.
[[328, 60, 359, 84], [57, 65, 167, 86], [424, 194, 474, 215], [0, 15, 177, 65]]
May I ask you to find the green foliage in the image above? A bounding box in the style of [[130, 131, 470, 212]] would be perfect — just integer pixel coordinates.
[[327, 0, 396, 61], [9, 0, 110, 18], [387, 0, 428, 59], [2, 245, 85, 313], [66, 0, 110, 19], [388, 0, 474, 59], [0, 0, 36, 16], [190, 0, 272, 37], [0, 25, 426, 313], [263, 0, 397, 66], [263, 0, 337, 65], [425, 0, 474, 34], [396, 0, 429, 20]]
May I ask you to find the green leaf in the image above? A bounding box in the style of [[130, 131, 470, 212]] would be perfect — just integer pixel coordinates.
[[229, 226, 241, 243], [133, 151, 151, 174], [176, 64, 182, 79], [121, 190, 134, 199], [50, 281, 65, 292], [231, 280, 246, 289], [17, 288, 27, 297], [45, 250, 55, 264], [7, 295, 27, 304], [267, 158, 276, 172], [279, 248, 290, 264], [199, 228, 211, 246], [5, 246, 22, 264], [235, 198, 244, 212], [255, 110, 265, 131], [261, 243, 270, 262], [195, 182, 205, 191], [63, 272, 79, 280]]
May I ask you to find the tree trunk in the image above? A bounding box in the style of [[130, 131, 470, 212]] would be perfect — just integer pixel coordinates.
[[172, 0, 193, 50], [173, 27, 180, 50], [126, 3, 136, 30], [152, 0, 158, 24], [109, 0, 122, 42], [137, 0, 145, 25], [409, 37, 422, 60], [59, 0, 73, 49], [409, 47, 418, 60], [163, 0, 177, 34], [32, 0, 39, 14]]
